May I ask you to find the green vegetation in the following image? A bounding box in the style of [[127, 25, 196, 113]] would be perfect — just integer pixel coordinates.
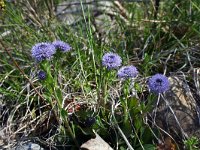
[[1, 0, 200, 149]]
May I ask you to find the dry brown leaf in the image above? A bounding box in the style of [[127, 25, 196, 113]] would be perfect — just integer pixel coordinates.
[[157, 137, 176, 150]]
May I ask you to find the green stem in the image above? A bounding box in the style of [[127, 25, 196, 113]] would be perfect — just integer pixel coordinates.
[[63, 115, 79, 147], [101, 69, 109, 108], [54, 85, 79, 147], [41, 60, 79, 147], [123, 80, 130, 123]]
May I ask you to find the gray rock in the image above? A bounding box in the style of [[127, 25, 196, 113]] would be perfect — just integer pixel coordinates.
[[56, 0, 98, 25], [81, 132, 113, 150], [154, 76, 200, 139], [56, 0, 122, 43], [14, 142, 44, 150], [0, 128, 5, 147]]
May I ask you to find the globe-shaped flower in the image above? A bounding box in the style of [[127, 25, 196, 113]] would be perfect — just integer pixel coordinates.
[[102, 52, 122, 69], [52, 40, 71, 52], [84, 117, 96, 127], [38, 70, 46, 80], [117, 65, 138, 79], [148, 74, 170, 94], [31, 42, 56, 62]]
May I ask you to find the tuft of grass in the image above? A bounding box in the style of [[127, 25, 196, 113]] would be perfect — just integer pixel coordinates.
[[1, 0, 200, 149]]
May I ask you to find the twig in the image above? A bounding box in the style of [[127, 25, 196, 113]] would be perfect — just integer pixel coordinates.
[[153, 93, 161, 124], [111, 98, 134, 150], [160, 94, 187, 140], [0, 40, 80, 148], [113, 1, 130, 20], [148, 119, 181, 150], [128, 113, 145, 150], [163, 54, 172, 75], [0, 40, 45, 102]]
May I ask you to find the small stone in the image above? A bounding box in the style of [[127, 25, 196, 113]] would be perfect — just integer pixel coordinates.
[[14, 142, 44, 150]]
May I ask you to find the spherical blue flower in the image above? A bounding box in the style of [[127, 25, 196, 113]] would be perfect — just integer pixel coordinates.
[[148, 74, 170, 94], [84, 117, 96, 127], [31, 42, 56, 62], [52, 40, 71, 52], [38, 70, 46, 80], [102, 52, 122, 69], [117, 65, 138, 79]]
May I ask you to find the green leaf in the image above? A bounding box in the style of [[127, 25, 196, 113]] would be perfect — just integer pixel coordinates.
[[128, 97, 138, 109], [43, 94, 52, 104], [119, 146, 127, 150], [40, 61, 54, 87], [55, 87, 63, 106], [78, 126, 94, 136], [135, 82, 142, 93], [60, 108, 68, 119], [121, 120, 132, 138], [141, 128, 154, 143]]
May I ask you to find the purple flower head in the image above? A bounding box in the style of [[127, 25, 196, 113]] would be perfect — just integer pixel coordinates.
[[38, 70, 46, 80], [117, 65, 138, 79], [102, 52, 122, 69], [84, 117, 96, 127], [148, 74, 170, 94], [52, 40, 71, 52], [31, 42, 56, 62]]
